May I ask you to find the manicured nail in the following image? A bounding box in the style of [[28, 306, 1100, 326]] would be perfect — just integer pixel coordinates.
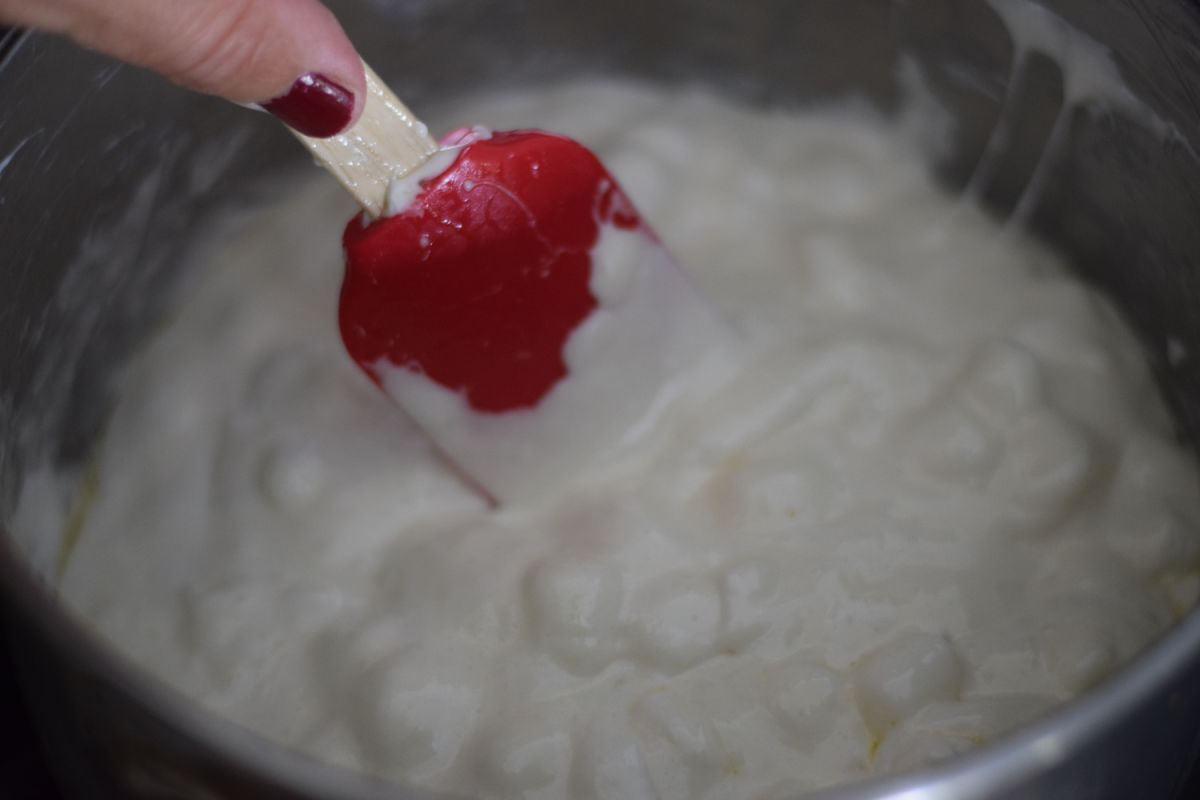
[[262, 73, 354, 138]]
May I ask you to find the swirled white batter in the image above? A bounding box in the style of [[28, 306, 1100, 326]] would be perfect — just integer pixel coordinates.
[[54, 81, 1200, 799]]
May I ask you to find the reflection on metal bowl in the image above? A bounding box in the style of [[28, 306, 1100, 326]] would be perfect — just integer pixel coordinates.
[[2, 1, 1200, 798]]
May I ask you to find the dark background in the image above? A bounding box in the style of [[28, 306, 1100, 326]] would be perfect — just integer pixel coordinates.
[[1, 617, 60, 800]]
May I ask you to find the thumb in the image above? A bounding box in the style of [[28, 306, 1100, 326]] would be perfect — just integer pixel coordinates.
[[4, 0, 367, 137]]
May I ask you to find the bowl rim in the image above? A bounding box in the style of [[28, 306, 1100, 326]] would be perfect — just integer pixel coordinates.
[[3, 16, 1200, 800], [4, 521, 1200, 800]]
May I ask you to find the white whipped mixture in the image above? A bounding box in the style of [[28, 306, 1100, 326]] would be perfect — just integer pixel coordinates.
[[43, 77, 1200, 799], [379, 153, 730, 505]]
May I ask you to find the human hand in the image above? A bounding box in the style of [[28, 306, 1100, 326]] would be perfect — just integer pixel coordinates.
[[0, 0, 366, 136]]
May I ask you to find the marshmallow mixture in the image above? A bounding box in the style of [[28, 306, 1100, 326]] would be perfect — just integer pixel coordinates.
[[52, 81, 1200, 800]]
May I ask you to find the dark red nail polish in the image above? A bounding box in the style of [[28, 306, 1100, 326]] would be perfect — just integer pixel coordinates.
[[262, 73, 354, 138]]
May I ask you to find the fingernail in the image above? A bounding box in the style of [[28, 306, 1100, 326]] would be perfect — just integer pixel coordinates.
[[261, 73, 354, 138]]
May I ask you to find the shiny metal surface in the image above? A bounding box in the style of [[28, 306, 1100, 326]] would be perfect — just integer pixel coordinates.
[[1, 1, 1199, 798]]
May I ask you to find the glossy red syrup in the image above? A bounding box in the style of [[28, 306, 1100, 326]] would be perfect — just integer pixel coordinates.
[[340, 130, 644, 413]]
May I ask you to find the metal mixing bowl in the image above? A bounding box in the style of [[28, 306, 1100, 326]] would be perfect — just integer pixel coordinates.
[[2, 1, 1200, 797]]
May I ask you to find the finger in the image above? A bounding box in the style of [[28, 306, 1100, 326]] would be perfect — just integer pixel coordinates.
[[3, 0, 367, 136]]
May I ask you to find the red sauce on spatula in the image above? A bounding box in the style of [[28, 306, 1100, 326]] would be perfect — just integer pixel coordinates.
[[340, 129, 646, 413], [336, 126, 724, 503]]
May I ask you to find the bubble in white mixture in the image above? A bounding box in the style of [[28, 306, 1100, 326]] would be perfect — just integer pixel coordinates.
[[522, 551, 628, 675], [629, 571, 724, 672], [989, 411, 1096, 535], [466, 707, 571, 794], [852, 632, 965, 737], [767, 660, 848, 745], [873, 696, 1052, 772], [256, 445, 326, 512], [909, 405, 1001, 486], [348, 640, 485, 779], [956, 342, 1043, 426], [569, 720, 658, 800], [630, 687, 736, 799], [1104, 507, 1200, 577], [717, 557, 781, 649]]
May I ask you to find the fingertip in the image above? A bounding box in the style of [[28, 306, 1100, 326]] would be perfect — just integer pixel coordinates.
[[338, 60, 368, 131], [254, 0, 368, 137], [303, 4, 367, 134], [19, 0, 369, 138]]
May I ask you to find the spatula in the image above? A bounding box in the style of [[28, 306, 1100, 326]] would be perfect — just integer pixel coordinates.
[[290, 64, 725, 504]]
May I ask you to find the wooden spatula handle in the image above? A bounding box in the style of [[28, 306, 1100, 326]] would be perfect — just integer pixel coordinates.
[[289, 62, 439, 217]]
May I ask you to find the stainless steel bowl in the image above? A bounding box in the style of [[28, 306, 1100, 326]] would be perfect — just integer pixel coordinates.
[[3, 1, 1200, 797]]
